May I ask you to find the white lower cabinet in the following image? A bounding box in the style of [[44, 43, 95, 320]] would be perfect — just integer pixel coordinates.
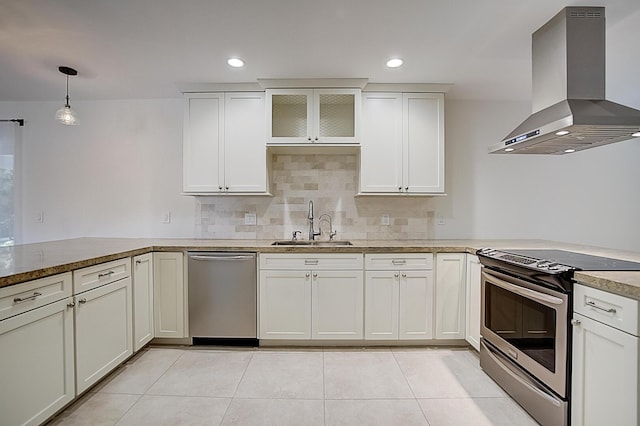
[[153, 252, 186, 338], [133, 253, 154, 352], [259, 270, 311, 339], [571, 284, 639, 425], [364, 254, 434, 340], [465, 254, 481, 350], [435, 253, 466, 340], [0, 274, 75, 426], [259, 253, 364, 340], [74, 275, 133, 394], [312, 270, 364, 339]]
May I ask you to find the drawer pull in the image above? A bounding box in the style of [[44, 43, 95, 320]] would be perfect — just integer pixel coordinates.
[[78, 298, 87, 304], [304, 259, 319, 265], [13, 292, 42, 303], [98, 271, 115, 278], [586, 300, 617, 314], [392, 259, 406, 265]]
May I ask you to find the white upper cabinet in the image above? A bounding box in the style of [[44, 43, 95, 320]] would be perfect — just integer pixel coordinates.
[[360, 92, 445, 194], [266, 88, 360, 144], [183, 92, 267, 194]]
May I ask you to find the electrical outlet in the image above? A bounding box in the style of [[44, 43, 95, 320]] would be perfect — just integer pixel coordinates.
[[244, 213, 257, 225], [163, 211, 171, 224], [381, 214, 390, 226], [436, 214, 446, 226], [36, 211, 44, 223]]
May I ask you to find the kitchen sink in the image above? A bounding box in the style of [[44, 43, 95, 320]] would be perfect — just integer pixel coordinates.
[[271, 240, 353, 246]]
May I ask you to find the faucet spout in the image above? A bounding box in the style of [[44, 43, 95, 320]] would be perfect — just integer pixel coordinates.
[[308, 200, 320, 240]]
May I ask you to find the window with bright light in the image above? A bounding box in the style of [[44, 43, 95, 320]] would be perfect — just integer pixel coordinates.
[[0, 123, 17, 246]]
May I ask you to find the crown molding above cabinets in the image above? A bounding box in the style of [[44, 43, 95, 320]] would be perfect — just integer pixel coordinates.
[[176, 82, 263, 93], [363, 83, 453, 93], [257, 78, 368, 89]]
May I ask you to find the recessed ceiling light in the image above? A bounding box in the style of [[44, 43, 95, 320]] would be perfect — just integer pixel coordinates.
[[504, 148, 515, 152], [386, 58, 404, 68], [564, 148, 576, 153], [632, 131, 640, 137], [227, 58, 244, 68], [555, 130, 570, 136]]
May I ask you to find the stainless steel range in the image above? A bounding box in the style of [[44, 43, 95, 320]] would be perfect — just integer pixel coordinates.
[[476, 248, 640, 426]]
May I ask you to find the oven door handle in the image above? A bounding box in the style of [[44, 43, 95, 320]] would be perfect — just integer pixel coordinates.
[[482, 271, 564, 306]]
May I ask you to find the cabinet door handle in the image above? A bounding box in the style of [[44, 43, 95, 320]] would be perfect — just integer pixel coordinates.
[[98, 271, 115, 278], [218, 186, 223, 191], [305, 272, 310, 278], [405, 187, 409, 192], [78, 298, 87, 304], [308, 137, 312, 141], [225, 186, 229, 191], [135, 259, 142, 265], [571, 319, 581, 326], [402, 273, 407, 278], [13, 292, 42, 304], [314, 137, 318, 142], [67, 301, 76, 308], [394, 273, 399, 278], [398, 187, 402, 192], [586, 300, 617, 314], [313, 272, 318, 278]]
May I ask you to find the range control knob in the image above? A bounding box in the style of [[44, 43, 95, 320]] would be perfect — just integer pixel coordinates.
[[536, 261, 550, 268]]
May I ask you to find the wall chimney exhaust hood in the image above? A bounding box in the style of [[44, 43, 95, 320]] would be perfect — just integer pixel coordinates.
[[490, 7, 640, 155]]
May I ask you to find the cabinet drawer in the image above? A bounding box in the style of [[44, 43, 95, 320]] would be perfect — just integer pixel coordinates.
[[260, 253, 363, 270], [0, 273, 73, 321], [574, 284, 639, 336], [365, 253, 433, 270], [73, 258, 131, 294]]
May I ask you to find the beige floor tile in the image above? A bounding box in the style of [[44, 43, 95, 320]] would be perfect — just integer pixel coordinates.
[[235, 352, 324, 399], [325, 399, 429, 426], [49, 392, 140, 425], [96, 348, 183, 395], [221, 398, 324, 425], [115, 395, 229, 426], [146, 350, 252, 397], [394, 349, 506, 398], [324, 351, 414, 399], [418, 397, 538, 426]]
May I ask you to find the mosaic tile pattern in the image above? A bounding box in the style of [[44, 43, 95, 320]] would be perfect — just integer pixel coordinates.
[[196, 154, 435, 240]]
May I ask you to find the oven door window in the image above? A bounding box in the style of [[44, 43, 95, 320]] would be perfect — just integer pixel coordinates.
[[485, 282, 556, 372]]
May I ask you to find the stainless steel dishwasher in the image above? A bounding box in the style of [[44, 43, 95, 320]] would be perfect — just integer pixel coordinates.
[[187, 252, 257, 345]]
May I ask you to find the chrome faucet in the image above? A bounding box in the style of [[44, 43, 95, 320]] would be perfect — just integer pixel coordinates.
[[308, 200, 321, 240], [318, 213, 337, 240]]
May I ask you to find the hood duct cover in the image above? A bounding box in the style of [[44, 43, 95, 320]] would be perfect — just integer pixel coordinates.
[[490, 7, 640, 154]]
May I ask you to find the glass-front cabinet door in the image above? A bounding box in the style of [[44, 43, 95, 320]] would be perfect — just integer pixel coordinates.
[[267, 88, 360, 144]]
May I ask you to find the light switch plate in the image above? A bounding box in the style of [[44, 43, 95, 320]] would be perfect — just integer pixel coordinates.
[[381, 214, 390, 226]]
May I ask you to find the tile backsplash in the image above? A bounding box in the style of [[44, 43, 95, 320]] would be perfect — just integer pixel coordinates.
[[195, 154, 435, 240]]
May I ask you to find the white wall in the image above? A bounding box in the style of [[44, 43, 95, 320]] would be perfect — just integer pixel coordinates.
[[432, 99, 640, 252], [1, 97, 639, 252], [0, 99, 194, 243]]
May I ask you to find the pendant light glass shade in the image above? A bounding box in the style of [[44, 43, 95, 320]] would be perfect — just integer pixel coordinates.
[[55, 105, 78, 125], [56, 66, 78, 126]]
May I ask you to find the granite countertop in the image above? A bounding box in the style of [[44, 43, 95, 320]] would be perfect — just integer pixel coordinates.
[[2, 237, 640, 300]]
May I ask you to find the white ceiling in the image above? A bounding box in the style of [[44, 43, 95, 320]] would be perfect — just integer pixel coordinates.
[[1, 0, 639, 102]]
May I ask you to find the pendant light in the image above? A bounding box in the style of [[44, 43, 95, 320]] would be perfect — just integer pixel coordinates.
[[55, 66, 78, 125]]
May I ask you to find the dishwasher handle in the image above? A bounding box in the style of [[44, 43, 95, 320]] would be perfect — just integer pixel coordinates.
[[188, 253, 255, 262]]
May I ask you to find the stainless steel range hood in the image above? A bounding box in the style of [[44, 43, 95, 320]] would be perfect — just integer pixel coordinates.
[[490, 7, 640, 155]]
